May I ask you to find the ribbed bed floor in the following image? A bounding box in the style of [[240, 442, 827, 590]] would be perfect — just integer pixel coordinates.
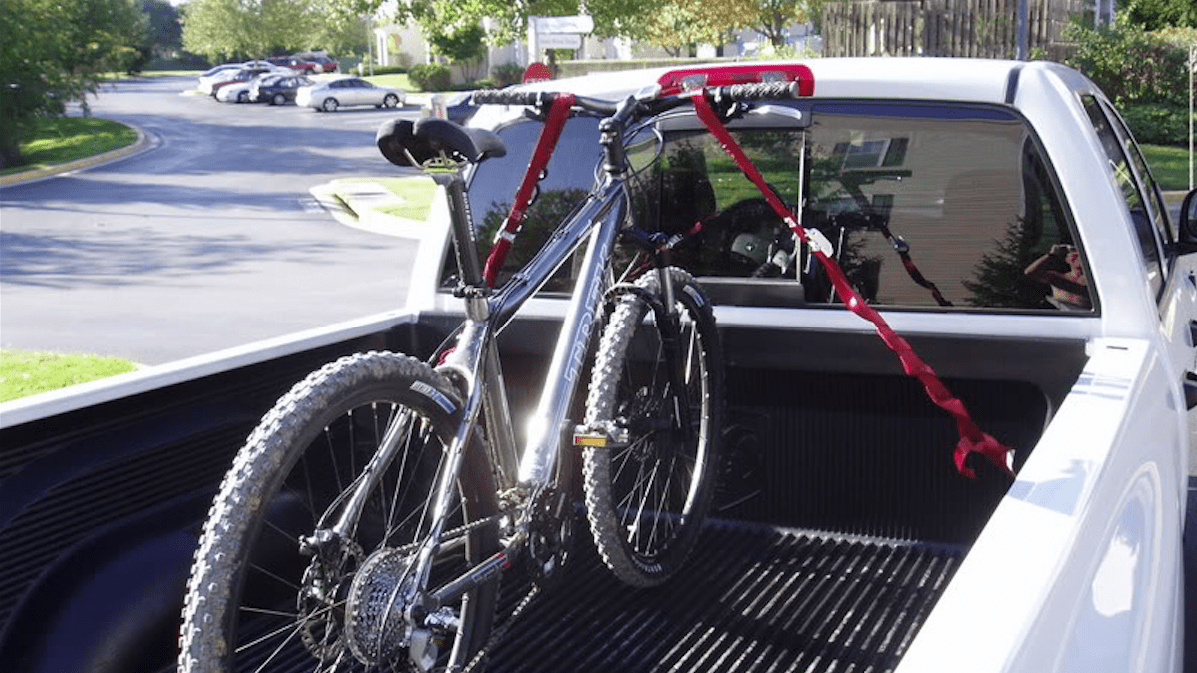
[[485, 520, 964, 673]]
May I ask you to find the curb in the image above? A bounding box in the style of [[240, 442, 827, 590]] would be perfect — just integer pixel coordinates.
[[0, 122, 154, 188]]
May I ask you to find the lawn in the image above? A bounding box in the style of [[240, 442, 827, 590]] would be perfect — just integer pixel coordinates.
[[1141, 143, 1194, 192], [0, 350, 138, 402], [364, 73, 415, 92], [0, 116, 137, 176]]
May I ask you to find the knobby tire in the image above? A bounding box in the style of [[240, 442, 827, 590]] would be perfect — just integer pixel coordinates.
[[582, 268, 724, 587], [178, 351, 499, 673]]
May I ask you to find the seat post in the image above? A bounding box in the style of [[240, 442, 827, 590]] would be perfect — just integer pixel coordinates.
[[432, 171, 485, 289]]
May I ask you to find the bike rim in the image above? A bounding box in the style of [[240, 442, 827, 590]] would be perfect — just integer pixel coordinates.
[[227, 398, 485, 672], [611, 303, 710, 559]]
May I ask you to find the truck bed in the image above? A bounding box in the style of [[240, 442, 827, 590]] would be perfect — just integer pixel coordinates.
[[0, 313, 1084, 673], [486, 521, 963, 673]]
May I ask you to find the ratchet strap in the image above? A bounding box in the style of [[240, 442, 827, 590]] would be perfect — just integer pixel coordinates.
[[691, 92, 1013, 478], [483, 94, 576, 287], [876, 222, 954, 307]]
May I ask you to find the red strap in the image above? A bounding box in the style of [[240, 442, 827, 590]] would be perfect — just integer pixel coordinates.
[[482, 94, 576, 287], [691, 93, 1013, 478]]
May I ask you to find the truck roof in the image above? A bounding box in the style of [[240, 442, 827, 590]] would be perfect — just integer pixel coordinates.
[[470, 58, 1078, 130]]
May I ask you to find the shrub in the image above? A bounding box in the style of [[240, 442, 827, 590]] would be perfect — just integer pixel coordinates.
[[1120, 104, 1194, 146], [491, 63, 524, 87], [408, 63, 451, 92], [1064, 17, 1192, 109]]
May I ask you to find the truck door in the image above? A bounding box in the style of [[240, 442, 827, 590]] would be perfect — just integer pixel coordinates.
[[1082, 95, 1197, 431]]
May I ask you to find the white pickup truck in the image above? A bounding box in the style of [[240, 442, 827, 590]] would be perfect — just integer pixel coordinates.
[[0, 58, 1193, 673], [393, 57, 1197, 672]]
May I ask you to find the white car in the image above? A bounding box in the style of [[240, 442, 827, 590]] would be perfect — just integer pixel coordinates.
[[197, 68, 241, 96], [295, 76, 405, 112], [214, 77, 256, 103]]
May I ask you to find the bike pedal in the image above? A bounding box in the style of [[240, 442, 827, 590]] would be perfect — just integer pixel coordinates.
[[573, 426, 626, 449]]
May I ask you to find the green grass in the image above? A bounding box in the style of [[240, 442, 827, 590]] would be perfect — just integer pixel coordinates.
[[1141, 143, 1194, 192], [1, 116, 137, 176], [0, 350, 138, 402], [364, 73, 414, 92]]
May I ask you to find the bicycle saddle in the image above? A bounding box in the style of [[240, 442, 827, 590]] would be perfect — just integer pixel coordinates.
[[376, 117, 506, 168]]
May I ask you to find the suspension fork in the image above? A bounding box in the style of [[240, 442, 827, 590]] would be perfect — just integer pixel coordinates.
[[650, 247, 695, 439]]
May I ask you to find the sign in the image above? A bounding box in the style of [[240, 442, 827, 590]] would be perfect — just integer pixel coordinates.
[[523, 63, 552, 83], [530, 15, 594, 34], [537, 33, 582, 49]]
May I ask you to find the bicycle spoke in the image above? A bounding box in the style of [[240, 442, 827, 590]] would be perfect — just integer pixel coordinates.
[[249, 562, 301, 591]]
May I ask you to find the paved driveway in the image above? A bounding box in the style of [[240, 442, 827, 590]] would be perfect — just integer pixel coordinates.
[[1, 76, 425, 364]]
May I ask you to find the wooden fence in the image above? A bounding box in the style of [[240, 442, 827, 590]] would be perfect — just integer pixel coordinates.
[[821, 0, 1084, 59]]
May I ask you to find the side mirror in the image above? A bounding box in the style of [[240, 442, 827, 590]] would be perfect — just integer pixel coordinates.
[[1173, 188, 1197, 255]]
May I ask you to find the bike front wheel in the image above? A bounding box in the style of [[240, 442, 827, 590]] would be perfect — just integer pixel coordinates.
[[178, 351, 499, 673], [583, 268, 724, 587]]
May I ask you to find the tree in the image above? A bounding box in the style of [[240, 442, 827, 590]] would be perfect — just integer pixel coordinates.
[[0, 0, 145, 168], [181, 0, 323, 62], [1120, 0, 1197, 30], [140, 0, 184, 56], [428, 23, 488, 81], [586, 0, 823, 54]]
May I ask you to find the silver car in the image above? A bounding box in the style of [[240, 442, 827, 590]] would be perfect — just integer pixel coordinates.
[[295, 76, 405, 112]]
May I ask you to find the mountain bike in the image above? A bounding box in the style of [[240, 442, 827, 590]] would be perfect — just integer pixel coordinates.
[[176, 80, 813, 673]]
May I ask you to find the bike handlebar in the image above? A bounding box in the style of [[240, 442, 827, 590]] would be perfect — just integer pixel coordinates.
[[708, 81, 798, 102], [471, 89, 556, 107], [471, 80, 798, 123]]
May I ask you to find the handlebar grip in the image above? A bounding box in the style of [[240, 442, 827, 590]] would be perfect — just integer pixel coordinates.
[[711, 81, 798, 102], [471, 89, 553, 106]]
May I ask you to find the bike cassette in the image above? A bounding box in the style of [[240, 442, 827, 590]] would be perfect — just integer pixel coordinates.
[[343, 547, 419, 666]]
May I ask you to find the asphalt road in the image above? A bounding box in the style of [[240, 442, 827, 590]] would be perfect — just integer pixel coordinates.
[[0, 75, 424, 365]]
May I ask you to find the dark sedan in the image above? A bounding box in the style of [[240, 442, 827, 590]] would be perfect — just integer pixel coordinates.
[[250, 75, 314, 105]]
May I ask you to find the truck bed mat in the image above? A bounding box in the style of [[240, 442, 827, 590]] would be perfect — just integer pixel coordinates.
[[486, 520, 964, 673]]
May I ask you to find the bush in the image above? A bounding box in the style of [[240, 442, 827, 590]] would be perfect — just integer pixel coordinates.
[[1120, 104, 1194, 146], [491, 63, 524, 87], [408, 63, 451, 92], [1064, 18, 1192, 109]]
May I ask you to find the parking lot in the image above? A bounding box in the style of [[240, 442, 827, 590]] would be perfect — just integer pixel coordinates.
[[0, 75, 428, 364]]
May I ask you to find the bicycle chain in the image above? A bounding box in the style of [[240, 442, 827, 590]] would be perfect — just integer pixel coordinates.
[[457, 583, 541, 673]]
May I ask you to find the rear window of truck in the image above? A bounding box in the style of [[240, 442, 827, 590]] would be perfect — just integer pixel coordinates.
[[462, 101, 1088, 313]]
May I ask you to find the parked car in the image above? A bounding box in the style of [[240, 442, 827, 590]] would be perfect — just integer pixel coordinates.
[[250, 74, 314, 105], [197, 67, 242, 95], [443, 90, 479, 124], [215, 73, 279, 103], [209, 66, 278, 98], [265, 56, 317, 73], [198, 63, 242, 80], [295, 76, 405, 112], [292, 53, 337, 73]]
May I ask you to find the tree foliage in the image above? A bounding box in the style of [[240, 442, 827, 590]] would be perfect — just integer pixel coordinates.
[[181, 0, 326, 61], [1119, 0, 1197, 30], [0, 0, 146, 168], [140, 0, 183, 55]]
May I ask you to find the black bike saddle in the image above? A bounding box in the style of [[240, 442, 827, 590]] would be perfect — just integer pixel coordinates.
[[376, 117, 506, 168]]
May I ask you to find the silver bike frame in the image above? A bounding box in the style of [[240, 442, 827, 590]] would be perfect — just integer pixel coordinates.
[[407, 174, 632, 598]]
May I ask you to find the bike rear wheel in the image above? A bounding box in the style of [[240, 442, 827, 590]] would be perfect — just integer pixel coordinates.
[[178, 351, 499, 673], [582, 268, 724, 587]]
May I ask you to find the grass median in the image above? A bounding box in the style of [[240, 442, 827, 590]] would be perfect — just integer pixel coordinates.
[[0, 116, 137, 177], [0, 350, 138, 403]]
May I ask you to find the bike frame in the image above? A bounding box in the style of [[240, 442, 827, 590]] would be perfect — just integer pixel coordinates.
[[330, 95, 676, 629]]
